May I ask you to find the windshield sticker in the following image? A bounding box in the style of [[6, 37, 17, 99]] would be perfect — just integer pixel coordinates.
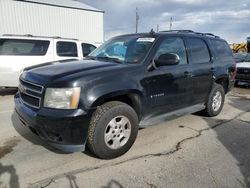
[[137, 38, 155, 42]]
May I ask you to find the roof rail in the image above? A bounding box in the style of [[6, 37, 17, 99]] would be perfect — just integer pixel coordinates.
[[160, 30, 194, 33], [2, 34, 79, 40], [202, 33, 220, 38], [159, 30, 220, 38]]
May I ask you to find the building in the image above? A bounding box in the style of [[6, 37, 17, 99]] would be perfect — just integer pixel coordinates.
[[0, 0, 104, 45]]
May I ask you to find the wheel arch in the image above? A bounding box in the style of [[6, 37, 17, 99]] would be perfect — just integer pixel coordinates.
[[215, 76, 229, 93], [90, 91, 143, 120]]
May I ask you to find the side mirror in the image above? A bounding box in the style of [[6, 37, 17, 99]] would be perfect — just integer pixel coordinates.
[[154, 53, 180, 67]]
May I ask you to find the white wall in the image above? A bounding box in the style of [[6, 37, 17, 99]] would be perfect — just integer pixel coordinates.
[[0, 0, 104, 44]]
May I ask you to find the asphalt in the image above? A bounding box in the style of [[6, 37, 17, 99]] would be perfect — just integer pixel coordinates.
[[0, 85, 249, 188]]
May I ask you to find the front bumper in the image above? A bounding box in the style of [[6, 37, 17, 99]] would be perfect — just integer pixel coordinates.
[[14, 93, 92, 152]]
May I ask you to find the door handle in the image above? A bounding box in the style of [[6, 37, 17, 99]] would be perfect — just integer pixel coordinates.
[[209, 67, 215, 73], [184, 71, 193, 77]]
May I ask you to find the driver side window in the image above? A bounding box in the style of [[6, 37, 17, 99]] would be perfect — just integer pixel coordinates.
[[155, 37, 187, 65]]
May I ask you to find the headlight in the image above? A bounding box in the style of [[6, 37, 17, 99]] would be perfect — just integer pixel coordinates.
[[44, 87, 81, 109]]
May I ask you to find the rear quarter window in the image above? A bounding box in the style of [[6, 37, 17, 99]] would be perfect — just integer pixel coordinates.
[[0, 39, 50, 56], [209, 39, 233, 60], [186, 37, 210, 64]]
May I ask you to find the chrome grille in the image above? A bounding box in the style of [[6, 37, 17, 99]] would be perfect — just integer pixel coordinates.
[[237, 68, 250, 74], [19, 79, 44, 109]]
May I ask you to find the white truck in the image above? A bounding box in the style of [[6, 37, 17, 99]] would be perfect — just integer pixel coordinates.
[[0, 34, 97, 87]]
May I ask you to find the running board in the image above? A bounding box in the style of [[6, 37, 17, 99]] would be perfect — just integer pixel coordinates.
[[139, 104, 205, 128]]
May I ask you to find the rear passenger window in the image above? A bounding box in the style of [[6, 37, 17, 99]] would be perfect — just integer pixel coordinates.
[[0, 39, 50, 56], [57, 41, 78, 57], [155, 37, 187, 65], [209, 39, 232, 59], [187, 38, 210, 63]]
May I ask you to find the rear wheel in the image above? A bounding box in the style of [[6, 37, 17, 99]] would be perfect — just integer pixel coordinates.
[[204, 83, 225, 117], [87, 101, 138, 159]]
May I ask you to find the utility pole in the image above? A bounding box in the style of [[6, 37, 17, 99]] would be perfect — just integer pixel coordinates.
[[157, 24, 159, 32], [170, 17, 173, 30], [136, 7, 139, 33]]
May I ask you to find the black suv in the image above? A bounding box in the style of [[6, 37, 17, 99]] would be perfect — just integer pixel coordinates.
[[15, 30, 236, 159]]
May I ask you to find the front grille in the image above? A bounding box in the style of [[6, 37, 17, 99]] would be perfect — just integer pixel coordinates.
[[19, 79, 44, 109], [237, 68, 250, 74], [236, 74, 250, 79]]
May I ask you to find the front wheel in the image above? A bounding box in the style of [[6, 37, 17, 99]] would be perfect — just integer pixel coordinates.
[[87, 101, 139, 159], [204, 83, 225, 117]]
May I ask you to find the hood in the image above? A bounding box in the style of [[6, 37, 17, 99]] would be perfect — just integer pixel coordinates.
[[236, 62, 250, 68], [22, 59, 121, 85]]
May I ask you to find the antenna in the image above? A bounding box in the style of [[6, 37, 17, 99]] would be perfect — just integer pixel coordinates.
[[150, 29, 155, 34], [157, 24, 159, 32]]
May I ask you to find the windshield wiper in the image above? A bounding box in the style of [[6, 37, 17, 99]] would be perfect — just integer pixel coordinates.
[[85, 56, 96, 60], [97, 56, 123, 64]]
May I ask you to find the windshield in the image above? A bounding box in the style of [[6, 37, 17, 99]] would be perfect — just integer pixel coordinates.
[[88, 36, 156, 64]]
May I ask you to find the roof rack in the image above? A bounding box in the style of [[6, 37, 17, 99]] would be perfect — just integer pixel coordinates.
[[202, 33, 219, 38], [2, 34, 79, 40], [159, 30, 220, 38], [160, 30, 194, 33]]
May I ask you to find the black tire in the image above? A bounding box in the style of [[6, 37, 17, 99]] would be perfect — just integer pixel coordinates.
[[204, 83, 225, 117], [87, 101, 139, 159]]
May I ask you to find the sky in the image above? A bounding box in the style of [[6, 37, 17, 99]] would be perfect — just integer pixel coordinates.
[[81, 0, 250, 43]]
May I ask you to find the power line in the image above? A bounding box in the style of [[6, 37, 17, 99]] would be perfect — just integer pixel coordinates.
[[170, 17, 173, 30], [136, 7, 139, 33]]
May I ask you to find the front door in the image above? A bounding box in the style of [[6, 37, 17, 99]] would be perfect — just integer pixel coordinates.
[[141, 36, 193, 119]]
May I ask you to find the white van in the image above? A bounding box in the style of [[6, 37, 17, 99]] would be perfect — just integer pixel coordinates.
[[0, 34, 97, 87]]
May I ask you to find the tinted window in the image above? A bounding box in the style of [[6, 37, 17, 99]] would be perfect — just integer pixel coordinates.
[[0, 39, 50, 56], [82, 43, 96, 56], [209, 39, 232, 59], [187, 38, 210, 63], [155, 37, 187, 65], [57, 42, 78, 57]]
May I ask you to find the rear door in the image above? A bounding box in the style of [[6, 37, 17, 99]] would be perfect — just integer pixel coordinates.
[[185, 37, 213, 104]]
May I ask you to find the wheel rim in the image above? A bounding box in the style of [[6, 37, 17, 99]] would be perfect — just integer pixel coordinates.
[[104, 116, 131, 150], [212, 91, 222, 112]]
